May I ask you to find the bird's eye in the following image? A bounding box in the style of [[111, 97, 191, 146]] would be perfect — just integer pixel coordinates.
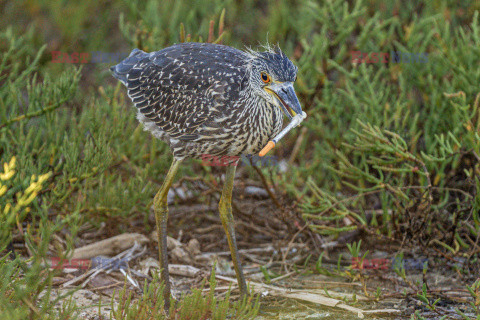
[[261, 72, 271, 83]]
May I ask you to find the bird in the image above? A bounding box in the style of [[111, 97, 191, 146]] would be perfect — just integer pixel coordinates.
[[110, 42, 303, 308]]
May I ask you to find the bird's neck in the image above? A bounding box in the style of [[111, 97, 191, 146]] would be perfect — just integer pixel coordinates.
[[239, 95, 284, 152]]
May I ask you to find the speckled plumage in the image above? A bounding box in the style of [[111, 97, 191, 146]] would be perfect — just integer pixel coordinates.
[[111, 42, 298, 160], [111, 42, 302, 303]]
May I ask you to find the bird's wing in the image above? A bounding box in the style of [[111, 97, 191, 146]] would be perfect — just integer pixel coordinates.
[[112, 43, 248, 140]]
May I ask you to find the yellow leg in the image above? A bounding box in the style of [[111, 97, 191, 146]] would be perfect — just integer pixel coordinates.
[[219, 165, 248, 295], [153, 158, 182, 310]]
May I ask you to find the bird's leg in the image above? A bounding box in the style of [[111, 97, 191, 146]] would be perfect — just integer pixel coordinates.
[[153, 158, 182, 310], [218, 164, 248, 295]]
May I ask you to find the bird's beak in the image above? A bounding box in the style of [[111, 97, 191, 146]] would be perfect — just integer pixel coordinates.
[[265, 83, 303, 120]]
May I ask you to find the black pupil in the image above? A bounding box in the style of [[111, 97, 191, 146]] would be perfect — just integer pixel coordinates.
[[262, 73, 268, 81]]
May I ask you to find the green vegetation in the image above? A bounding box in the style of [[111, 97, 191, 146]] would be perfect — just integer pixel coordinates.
[[1, 0, 479, 318], [111, 270, 259, 320]]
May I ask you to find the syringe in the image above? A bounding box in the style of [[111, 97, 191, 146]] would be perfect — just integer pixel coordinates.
[[259, 111, 307, 157]]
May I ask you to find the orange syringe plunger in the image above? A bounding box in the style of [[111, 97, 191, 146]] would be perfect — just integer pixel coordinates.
[[259, 141, 275, 157], [258, 111, 307, 157]]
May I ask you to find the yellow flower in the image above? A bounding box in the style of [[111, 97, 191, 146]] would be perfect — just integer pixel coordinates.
[[0, 157, 16, 181], [24, 182, 39, 195], [24, 172, 51, 195], [0, 170, 15, 181], [9, 157, 16, 169], [38, 172, 52, 183], [18, 192, 38, 207], [0, 185, 7, 197]]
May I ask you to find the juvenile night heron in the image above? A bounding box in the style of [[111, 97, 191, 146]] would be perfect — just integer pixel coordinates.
[[111, 42, 303, 307]]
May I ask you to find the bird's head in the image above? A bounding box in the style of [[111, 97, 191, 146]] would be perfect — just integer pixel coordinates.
[[246, 45, 302, 120]]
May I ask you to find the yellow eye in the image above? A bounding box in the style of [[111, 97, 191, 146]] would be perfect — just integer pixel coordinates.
[[261, 72, 271, 83]]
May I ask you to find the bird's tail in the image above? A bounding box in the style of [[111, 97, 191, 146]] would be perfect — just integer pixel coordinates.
[[110, 49, 147, 84]]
